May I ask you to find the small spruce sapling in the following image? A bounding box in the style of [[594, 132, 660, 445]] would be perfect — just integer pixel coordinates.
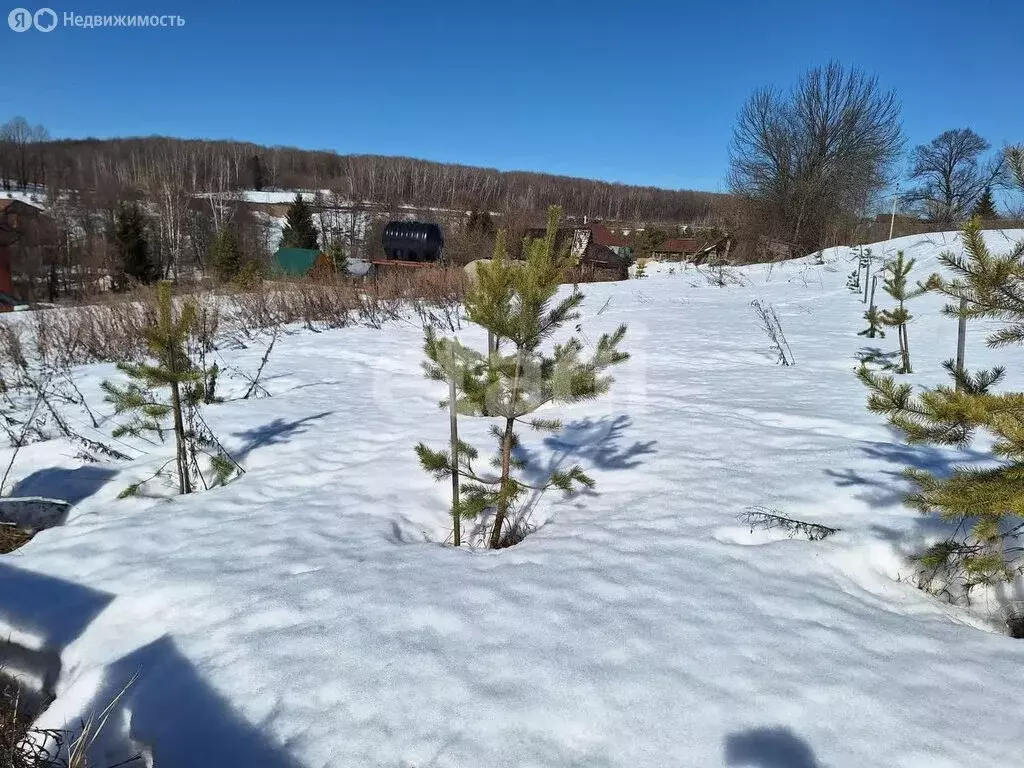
[[859, 275, 885, 338], [848, 245, 868, 292], [103, 282, 242, 497], [878, 251, 938, 373], [861, 247, 873, 304], [326, 242, 349, 275], [416, 207, 629, 548], [209, 228, 243, 283], [846, 269, 860, 292]]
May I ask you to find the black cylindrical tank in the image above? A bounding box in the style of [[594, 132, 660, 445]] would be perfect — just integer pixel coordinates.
[[381, 221, 444, 262]]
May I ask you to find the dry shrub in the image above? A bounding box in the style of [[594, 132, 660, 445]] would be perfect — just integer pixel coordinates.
[[372, 267, 466, 330], [226, 268, 467, 335], [229, 281, 358, 333]]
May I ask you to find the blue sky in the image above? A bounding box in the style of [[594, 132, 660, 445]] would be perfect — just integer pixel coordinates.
[[4, 0, 1023, 192]]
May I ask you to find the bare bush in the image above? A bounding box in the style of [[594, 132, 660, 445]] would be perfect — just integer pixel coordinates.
[[750, 300, 795, 366]]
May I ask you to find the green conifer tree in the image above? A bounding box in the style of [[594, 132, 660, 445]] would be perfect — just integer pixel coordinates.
[[326, 241, 348, 275], [971, 185, 998, 220], [416, 206, 629, 548], [629, 228, 668, 264], [858, 148, 1024, 592], [878, 251, 937, 373], [102, 282, 241, 496], [279, 194, 319, 250], [247, 154, 265, 192], [846, 269, 860, 292], [209, 228, 243, 283], [112, 201, 159, 290]]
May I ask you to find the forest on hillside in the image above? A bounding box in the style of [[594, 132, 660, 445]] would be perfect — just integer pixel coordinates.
[[0, 126, 725, 223]]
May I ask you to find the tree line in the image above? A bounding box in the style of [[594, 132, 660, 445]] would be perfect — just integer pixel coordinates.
[[0, 126, 725, 223]]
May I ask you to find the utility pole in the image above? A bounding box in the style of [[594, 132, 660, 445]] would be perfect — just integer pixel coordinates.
[[888, 183, 900, 242]]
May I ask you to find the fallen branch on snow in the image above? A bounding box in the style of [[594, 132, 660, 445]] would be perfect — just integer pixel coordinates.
[[741, 506, 839, 541]]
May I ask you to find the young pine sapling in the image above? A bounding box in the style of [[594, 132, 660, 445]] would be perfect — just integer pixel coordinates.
[[858, 275, 885, 338], [103, 282, 242, 497], [879, 251, 938, 373], [416, 207, 629, 548]]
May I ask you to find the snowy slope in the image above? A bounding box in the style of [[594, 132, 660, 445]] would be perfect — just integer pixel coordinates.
[[2, 229, 1024, 767]]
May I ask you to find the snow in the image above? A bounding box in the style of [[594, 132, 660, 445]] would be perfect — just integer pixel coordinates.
[[2, 229, 1024, 767], [0, 188, 46, 208]]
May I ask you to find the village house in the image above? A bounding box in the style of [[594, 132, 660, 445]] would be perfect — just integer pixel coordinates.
[[651, 233, 732, 264], [0, 199, 43, 310], [524, 221, 632, 281]]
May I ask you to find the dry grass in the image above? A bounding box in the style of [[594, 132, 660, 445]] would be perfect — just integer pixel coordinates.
[[1, 679, 33, 762], [0, 524, 34, 555], [0, 675, 140, 768], [228, 267, 467, 335]]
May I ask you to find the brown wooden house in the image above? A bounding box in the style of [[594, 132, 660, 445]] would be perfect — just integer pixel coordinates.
[[651, 234, 731, 264], [0, 199, 43, 310], [523, 222, 630, 282]]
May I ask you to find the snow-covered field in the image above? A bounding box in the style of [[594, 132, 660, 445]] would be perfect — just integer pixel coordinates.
[[2, 230, 1024, 767]]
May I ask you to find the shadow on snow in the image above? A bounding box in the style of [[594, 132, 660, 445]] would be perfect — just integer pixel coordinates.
[[724, 726, 823, 768], [10, 465, 117, 505], [0, 562, 303, 768], [232, 411, 333, 463]]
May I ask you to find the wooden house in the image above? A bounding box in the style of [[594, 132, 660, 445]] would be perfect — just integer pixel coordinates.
[[523, 222, 631, 282], [0, 199, 43, 310]]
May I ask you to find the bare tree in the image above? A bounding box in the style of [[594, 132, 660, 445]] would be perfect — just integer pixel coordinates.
[[728, 62, 904, 254], [905, 129, 1004, 223], [0, 116, 50, 189]]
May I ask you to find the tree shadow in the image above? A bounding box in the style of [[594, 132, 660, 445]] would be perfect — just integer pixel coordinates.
[[10, 466, 117, 505], [856, 346, 900, 370], [0, 564, 304, 768], [232, 411, 333, 462], [94, 636, 305, 768], [826, 437, 1001, 581], [511, 415, 657, 493], [507, 416, 657, 535], [824, 438, 991, 509], [724, 727, 822, 768], [543, 415, 659, 472]]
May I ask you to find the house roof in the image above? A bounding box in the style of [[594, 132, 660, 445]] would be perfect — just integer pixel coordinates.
[[654, 238, 700, 254], [0, 291, 24, 306], [272, 247, 323, 276], [523, 228, 629, 265], [587, 222, 630, 248], [0, 199, 43, 214]]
